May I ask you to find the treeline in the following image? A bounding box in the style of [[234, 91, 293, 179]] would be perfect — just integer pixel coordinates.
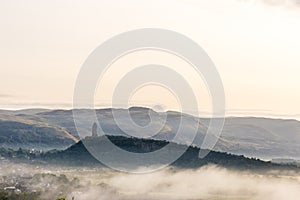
[[0, 136, 298, 171]]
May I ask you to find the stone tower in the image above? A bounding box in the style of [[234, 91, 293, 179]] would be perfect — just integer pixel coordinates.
[[92, 122, 98, 137]]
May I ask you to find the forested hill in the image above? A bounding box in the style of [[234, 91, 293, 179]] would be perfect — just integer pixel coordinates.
[[1, 135, 296, 171]]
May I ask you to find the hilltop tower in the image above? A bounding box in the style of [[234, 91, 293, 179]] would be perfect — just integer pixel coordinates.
[[92, 122, 98, 137]]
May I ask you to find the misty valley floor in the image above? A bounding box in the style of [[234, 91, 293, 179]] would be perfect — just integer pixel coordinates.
[[1, 159, 300, 200]]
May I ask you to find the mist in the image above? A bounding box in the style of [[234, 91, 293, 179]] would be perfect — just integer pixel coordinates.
[[84, 165, 300, 200], [2, 160, 300, 200]]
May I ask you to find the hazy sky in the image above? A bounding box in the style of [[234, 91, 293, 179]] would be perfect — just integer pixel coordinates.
[[0, 0, 300, 118]]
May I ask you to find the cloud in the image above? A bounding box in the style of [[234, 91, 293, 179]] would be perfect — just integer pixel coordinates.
[[2, 160, 300, 200], [62, 165, 300, 200]]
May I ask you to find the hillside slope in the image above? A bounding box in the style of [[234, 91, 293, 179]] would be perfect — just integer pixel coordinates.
[[37, 108, 300, 159], [0, 114, 78, 150], [1, 107, 300, 159], [39, 136, 295, 170]]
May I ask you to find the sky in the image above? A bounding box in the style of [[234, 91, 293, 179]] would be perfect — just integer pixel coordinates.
[[0, 0, 300, 119]]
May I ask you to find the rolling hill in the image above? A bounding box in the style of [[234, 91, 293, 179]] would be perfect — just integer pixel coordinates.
[[0, 114, 78, 150], [1, 135, 294, 171], [1, 107, 300, 160]]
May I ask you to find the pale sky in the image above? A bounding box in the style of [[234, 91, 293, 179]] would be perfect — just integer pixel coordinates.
[[0, 0, 300, 119]]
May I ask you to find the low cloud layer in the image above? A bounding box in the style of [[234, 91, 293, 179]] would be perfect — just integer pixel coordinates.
[[1, 161, 300, 200], [69, 166, 300, 200]]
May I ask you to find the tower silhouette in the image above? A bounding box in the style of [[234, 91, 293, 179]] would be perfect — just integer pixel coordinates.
[[92, 122, 98, 137]]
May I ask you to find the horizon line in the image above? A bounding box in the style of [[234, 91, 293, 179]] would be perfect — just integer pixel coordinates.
[[1, 106, 300, 121]]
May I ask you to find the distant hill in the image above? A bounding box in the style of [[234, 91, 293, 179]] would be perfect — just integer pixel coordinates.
[[1, 135, 294, 171], [37, 107, 300, 159], [1, 107, 300, 160], [0, 108, 51, 115], [0, 114, 78, 150]]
